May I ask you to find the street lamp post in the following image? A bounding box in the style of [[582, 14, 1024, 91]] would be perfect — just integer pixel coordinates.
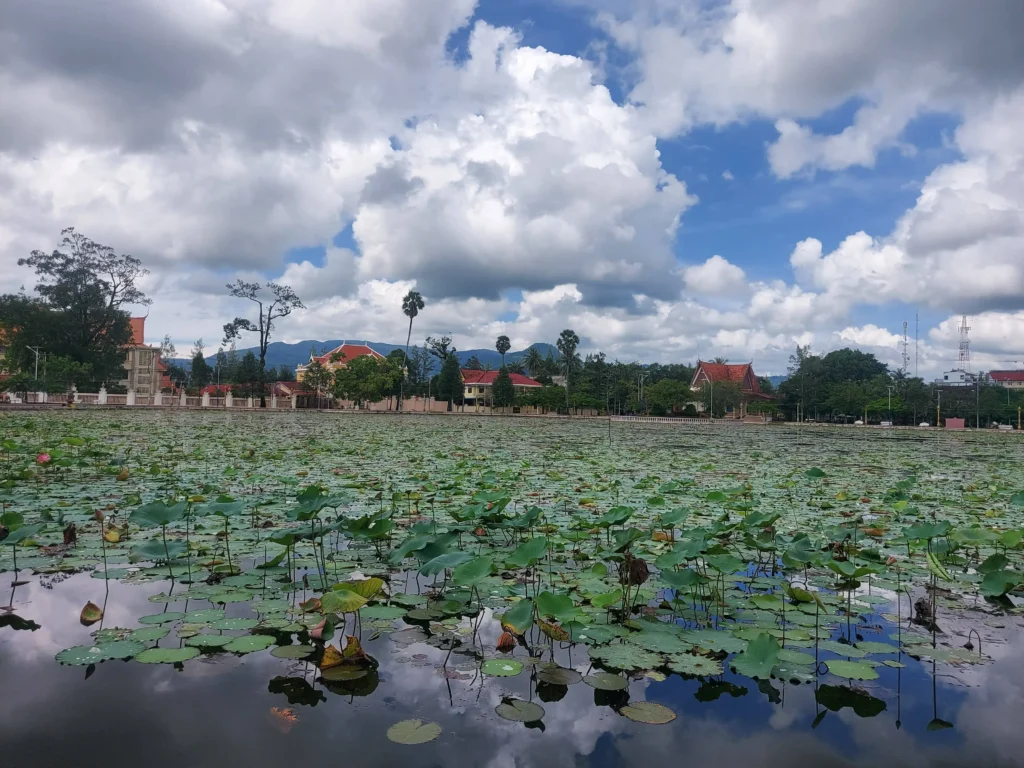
[[27, 347, 43, 380]]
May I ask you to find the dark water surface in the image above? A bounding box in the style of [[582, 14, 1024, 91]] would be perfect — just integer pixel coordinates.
[[4, 569, 1024, 768]]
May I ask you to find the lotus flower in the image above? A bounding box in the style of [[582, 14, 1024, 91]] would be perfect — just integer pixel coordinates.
[[36, 453, 51, 465]]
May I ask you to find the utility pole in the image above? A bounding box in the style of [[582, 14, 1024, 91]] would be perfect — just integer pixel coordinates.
[[886, 385, 894, 425], [710, 381, 714, 420], [976, 378, 980, 429], [937, 390, 941, 428], [27, 347, 43, 380]]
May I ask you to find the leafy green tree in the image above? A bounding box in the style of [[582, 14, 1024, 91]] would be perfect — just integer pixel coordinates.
[[757, 376, 775, 394], [8, 228, 150, 385], [222, 280, 304, 407], [398, 290, 425, 410], [189, 340, 212, 389], [43, 356, 93, 394], [492, 366, 515, 412], [507, 358, 526, 375], [496, 335, 511, 366], [698, 380, 741, 417], [333, 355, 401, 408], [234, 351, 262, 398], [277, 364, 295, 382], [464, 355, 484, 370], [437, 353, 463, 411], [406, 346, 434, 394], [645, 379, 690, 416], [302, 360, 334, 408]]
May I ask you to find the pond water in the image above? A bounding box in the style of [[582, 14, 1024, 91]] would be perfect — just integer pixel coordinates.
[[2, 412, 1024, 767]]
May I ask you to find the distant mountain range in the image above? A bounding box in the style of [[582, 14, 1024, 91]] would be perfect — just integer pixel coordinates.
[[171, 341, 557, 376]]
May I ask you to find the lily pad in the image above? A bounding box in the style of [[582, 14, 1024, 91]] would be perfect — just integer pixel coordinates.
[[137, 611, 185, 625], [224, 635, 276, 654], [825, 659, 879, 680], [583, 672, 629, 691], [387, 719, 442, 745], [482, 659, 523, 677], [135, 647, 201, 664], [620, 701, 676, 724], [271, 644, 316, 659], [495, 699, 545, 722]]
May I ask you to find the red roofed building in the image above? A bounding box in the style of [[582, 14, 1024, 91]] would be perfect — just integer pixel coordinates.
[[461, 369, 542, 407], [690, 360, 771, 418], [989, 370, 1024, 390], [296, 342, 384, 381]]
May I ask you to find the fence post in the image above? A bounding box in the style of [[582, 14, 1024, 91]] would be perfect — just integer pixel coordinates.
[[225, 391, 233, 408], [180, 390, 187, 407], [291, 394, 297, 410], [126, 389, 136, 406], [98, 385, 107, 405], [202, 391, 210, 408]]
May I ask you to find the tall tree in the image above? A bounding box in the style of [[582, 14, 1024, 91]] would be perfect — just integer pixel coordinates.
[[425, 334, 455, 361], [277, 364, 295, 382], [12, 228, 150, 384], [214, 347, 229, 387], [159, 334, 176, 362], [492, 366, 515, 413], [496, 335, 511, 366], [222, 280, 304, 407], [464, 355, 484, 370], [556, 329, 580, 413], [333, 355, 401, 408], [190, 339, 212, 389], [398, 290, 424, 411], [437, 354, 463, 411]]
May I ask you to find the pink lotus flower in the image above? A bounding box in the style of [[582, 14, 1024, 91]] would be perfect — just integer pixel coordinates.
[[36, 453, 51, 465]]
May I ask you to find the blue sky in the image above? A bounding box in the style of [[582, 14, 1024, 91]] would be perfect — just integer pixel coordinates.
[[2, 0, 1023, 375]]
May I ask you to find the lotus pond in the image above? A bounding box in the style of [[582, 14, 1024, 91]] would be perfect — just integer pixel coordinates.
[[3, 411, 1024, 767]]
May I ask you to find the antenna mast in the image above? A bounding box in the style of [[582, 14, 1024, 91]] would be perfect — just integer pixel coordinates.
[[958, 315, 971, 372], [901, 321, 909, 375], [915, 311, 919, 377]]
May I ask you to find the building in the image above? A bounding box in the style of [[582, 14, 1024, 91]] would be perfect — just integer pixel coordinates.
[[937, 369, 976, 387], [121, 317, 170, 395], [461, 369, 542, 406], [689, 360, 772, 418], [296, 342, 384, 381], [989, 370, 1024, 389]]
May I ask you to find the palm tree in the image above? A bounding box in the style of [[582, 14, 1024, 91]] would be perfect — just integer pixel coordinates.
[[556, 329, 580, 414], [523, 347, 543, 377], [398, 290, 425, 410], [713, 357, 728, 364], [496, 335, 511, 367], [507, 359, 526, 375]]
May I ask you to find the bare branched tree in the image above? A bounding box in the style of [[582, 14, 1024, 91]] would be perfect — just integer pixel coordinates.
[[222, 280, 304, 407]]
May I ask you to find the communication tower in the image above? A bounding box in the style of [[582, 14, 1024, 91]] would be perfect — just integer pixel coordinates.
[[958, 315, 971, 372]]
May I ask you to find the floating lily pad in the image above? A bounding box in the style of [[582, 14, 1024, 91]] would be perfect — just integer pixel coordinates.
[[583, 672, 629, 691], [224, 634, 276, 654], [185, 634, 234, 648], [130, 627, 171, 643], [482, 659, 523, 677], [386, 719, 442, 745], [271, 644, 316, 659], [184, 609, 226, 623], [137, 611, 185, 625], [495, 699, 545, 722], [536, 664, 582, 685], [135, 647, 201, 664], [825, 660, 879, 680], [620, 701, 676, 724], [212, 617, 259, 631]]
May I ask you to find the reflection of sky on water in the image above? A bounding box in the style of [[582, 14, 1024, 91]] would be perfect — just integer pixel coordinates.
[[3, 573, 1024, 768]]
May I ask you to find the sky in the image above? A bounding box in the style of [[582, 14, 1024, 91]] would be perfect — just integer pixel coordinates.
[[1, 0, 1023, 376]]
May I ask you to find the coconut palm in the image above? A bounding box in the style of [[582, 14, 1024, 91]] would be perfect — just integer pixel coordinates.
[[398, 290, 425, 410], [496, 335, 511, 366], [523, 347, 544, 377]]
